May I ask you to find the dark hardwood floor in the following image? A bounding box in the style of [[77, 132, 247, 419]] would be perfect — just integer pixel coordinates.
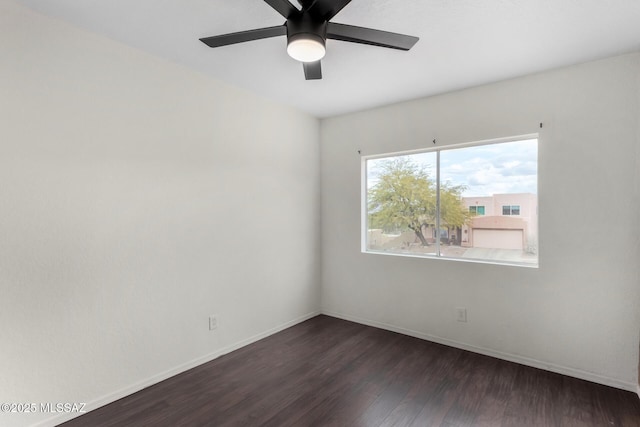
[[61, 315, 640, 427]]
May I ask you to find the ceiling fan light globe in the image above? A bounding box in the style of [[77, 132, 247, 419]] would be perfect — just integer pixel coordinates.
[[287, 36, 326, 62]]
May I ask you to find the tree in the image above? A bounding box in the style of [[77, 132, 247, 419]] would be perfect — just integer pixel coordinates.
[[438, 181, 469, 242], [368, 157, 469, 246]]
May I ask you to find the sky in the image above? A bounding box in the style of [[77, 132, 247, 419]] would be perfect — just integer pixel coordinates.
[[367, 138, 538, 197]]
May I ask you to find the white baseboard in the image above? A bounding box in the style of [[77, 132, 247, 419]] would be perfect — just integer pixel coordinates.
[[32, 308, 637, 426], [33, 311, 320, 427], [321, 310, 637, 393]]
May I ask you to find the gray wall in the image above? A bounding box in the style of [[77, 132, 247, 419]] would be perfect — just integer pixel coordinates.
[[320, 53, 640, 391]]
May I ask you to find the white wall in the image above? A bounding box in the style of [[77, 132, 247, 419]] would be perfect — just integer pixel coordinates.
[[321, 54, 640, 390], [0, 2, 320, 426], [636, 53, 640, 392]]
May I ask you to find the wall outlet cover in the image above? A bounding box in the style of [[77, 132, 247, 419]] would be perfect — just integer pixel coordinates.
[[209, 315, 218, 330]]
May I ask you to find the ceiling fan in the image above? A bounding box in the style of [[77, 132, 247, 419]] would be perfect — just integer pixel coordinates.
[[199, 0, 419, 80]]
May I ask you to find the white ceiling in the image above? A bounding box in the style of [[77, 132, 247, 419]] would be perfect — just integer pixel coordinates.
[[14, 0, 640, 118]]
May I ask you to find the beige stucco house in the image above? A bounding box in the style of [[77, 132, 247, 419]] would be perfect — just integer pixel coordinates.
[[461, 193, 537, 252]]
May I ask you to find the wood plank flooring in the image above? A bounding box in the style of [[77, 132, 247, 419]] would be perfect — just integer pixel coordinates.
[[61, 315, 640, 426]]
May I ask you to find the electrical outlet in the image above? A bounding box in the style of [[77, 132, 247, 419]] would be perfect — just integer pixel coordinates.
[[209, 315, 218, 331], [455, 307, 467, 323]]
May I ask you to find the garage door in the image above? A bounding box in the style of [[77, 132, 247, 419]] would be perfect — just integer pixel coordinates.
[[473, 229, 523, 250]]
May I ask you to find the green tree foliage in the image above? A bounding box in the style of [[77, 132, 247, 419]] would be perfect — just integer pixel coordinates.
[[368, 157, 469, 246], [439, 181, 469, 230]]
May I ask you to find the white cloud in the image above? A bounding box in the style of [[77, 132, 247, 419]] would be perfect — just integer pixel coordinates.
[[367, 139, 538, 197]]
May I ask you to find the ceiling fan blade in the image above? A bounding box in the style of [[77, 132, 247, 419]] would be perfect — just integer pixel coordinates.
[[303, 61, 322, 80], [306, 0, 352, 21], [264, 0, 299, 19], [200, 25, 286, 48], [327, 22, 419, 50]]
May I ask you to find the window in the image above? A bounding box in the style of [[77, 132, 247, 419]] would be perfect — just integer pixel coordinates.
[[469, 206, 485, 216], [364, 136, 538, 266], [502, 205, 520, 215]]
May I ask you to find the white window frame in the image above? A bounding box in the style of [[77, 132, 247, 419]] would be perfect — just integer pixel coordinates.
[[361, 133, 539, 268]]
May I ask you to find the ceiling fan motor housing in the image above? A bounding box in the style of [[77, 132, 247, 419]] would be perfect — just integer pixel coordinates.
[[286, 13, 328, 49]]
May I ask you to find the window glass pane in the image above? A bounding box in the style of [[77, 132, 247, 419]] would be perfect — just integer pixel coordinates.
[[366, 152, 438, 256], [363, 137, 538, 267], [438, 139, 537, 264]]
